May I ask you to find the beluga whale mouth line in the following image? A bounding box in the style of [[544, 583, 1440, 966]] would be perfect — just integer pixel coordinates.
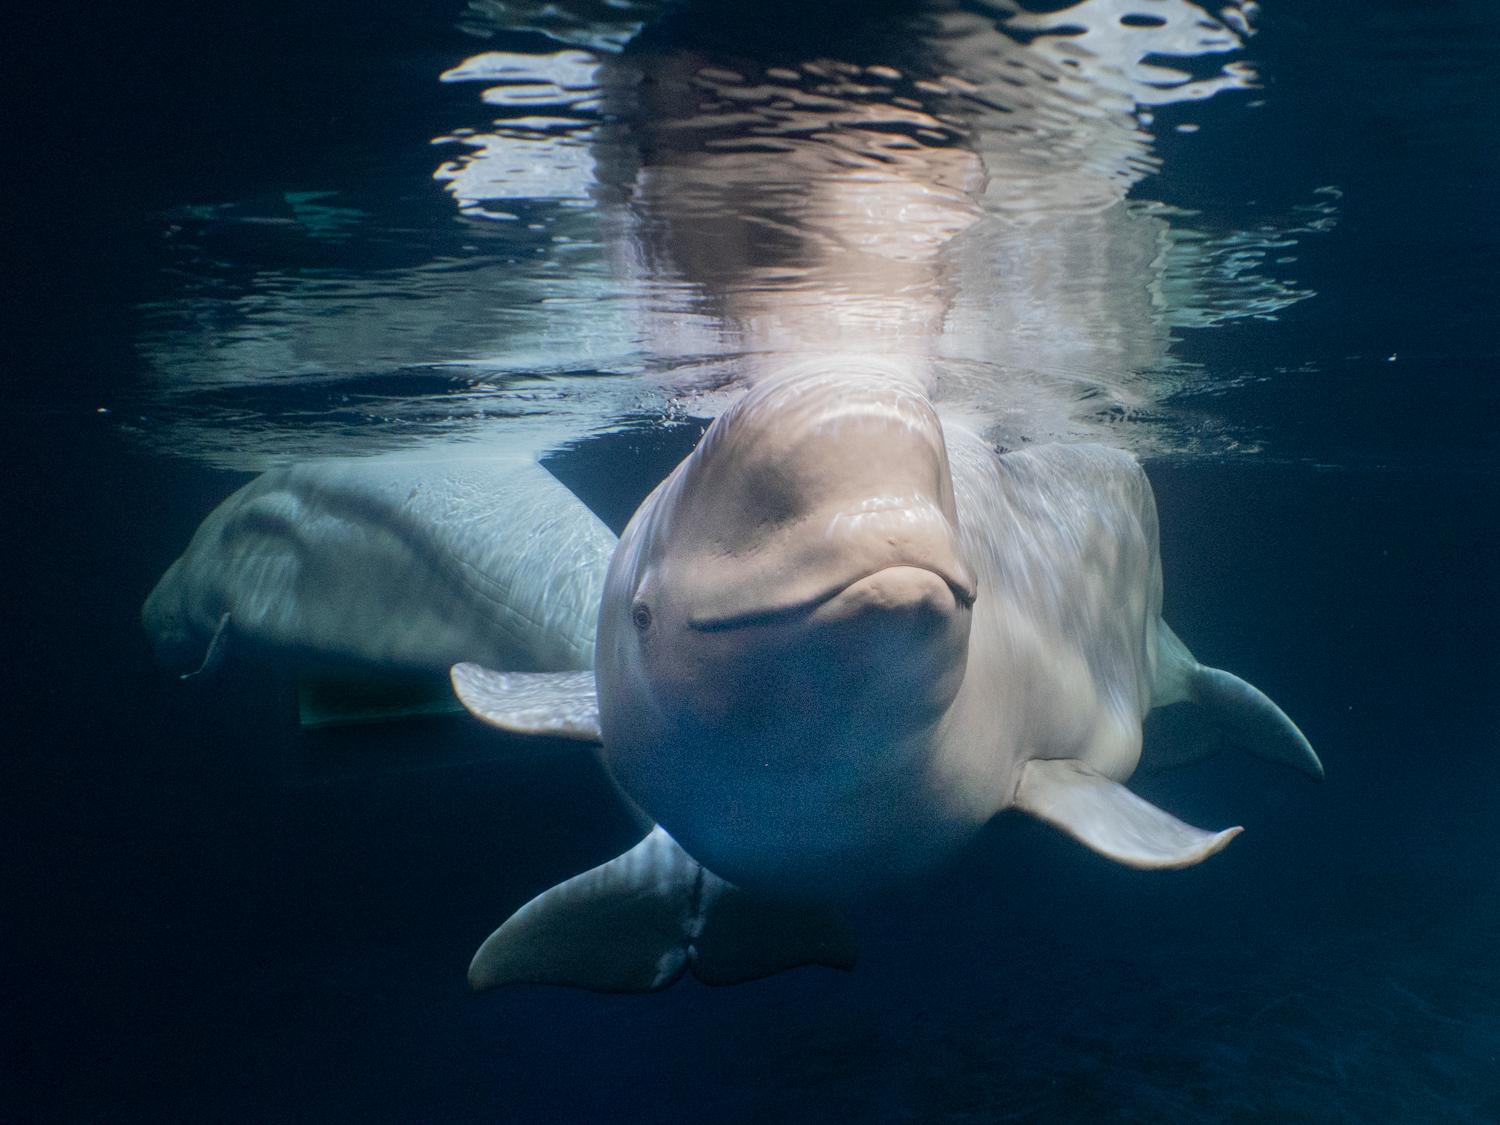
[[687, 562, 977, 633]]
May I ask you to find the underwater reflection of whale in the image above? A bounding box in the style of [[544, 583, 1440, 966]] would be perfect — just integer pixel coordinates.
[[453, 369, 1321, 992]]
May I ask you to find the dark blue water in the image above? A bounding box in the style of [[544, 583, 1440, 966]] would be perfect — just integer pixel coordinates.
[[6, 2, 1499, 1121]]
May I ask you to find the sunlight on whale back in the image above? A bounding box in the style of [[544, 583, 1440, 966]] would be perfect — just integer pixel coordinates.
[[130, 0, 1336, 470]]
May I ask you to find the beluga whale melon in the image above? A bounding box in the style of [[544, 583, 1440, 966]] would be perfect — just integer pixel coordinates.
[[453, 366, 1321, 992]]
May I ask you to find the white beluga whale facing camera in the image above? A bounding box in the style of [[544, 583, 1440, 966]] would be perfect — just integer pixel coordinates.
[[443, 0, 1321, 992], [453, 363, 1322, 991]]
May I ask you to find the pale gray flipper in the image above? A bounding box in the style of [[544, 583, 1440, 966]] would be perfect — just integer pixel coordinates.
[[450, 664, 601, 742], [180, 612, 231, 681], [1190, 665, 1323, 779], [1152, 621, 1323, 780], [1012, 758, 1242, 870], [468, 826, 858, 992]]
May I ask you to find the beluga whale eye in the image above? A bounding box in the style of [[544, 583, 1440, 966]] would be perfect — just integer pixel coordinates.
[[631, 602, 653, 631]]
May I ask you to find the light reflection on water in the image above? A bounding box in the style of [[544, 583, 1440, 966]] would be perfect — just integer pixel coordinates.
[[133, 0, 1335, 470]]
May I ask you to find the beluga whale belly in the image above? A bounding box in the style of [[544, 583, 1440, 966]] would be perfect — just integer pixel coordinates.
[[453, 366, 1322, 991]]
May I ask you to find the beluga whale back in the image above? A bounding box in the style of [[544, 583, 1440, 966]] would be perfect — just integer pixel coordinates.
[[143, 454, 616, 724], [453, 366, 1321, 990]]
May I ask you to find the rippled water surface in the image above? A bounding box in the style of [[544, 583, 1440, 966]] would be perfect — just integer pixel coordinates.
[[127, 0, 1344, 468], [7, 1, 1498, 1121]]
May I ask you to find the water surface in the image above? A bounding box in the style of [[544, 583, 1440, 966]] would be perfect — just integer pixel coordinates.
[[5, 1, 1498, 1121]]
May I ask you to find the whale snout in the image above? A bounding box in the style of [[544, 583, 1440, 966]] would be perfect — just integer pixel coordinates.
[[809, 565, 975, 628], [648, 556, 973, 742], [679, 493, 976, 636], [805, 563, 973, 727]]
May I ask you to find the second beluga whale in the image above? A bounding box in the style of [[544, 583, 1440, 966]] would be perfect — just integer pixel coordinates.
[[453, 363, 1322, 992], [142, 452, 616, 723]]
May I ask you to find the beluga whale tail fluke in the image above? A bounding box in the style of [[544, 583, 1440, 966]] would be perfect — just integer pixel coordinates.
[[467, 826, 858, 993], [1148, 621, 1324, 780]]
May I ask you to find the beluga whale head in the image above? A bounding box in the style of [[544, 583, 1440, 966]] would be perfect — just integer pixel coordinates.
[[447, 364, 1322, 992], [596, 366, 978, 896]]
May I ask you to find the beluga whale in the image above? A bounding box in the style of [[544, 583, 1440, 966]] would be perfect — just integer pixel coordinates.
[[142, 453, 616, 724], [443, 0, 1319, 993], [453, 362, 1322, 991], [137, 0, 1323, 991]]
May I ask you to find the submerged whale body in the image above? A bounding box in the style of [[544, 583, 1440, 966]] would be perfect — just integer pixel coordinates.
[[453, 369, 1322, 991], [143, 456, 615, 686]]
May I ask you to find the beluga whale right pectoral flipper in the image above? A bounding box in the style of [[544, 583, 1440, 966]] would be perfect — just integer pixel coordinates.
[[450, 664, 602, 742], [467, 826, 858, 993]]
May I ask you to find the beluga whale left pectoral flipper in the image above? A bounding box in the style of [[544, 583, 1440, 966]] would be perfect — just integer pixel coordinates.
[[467, 826, 858, 993], [1012, 758, 1242, 869]]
